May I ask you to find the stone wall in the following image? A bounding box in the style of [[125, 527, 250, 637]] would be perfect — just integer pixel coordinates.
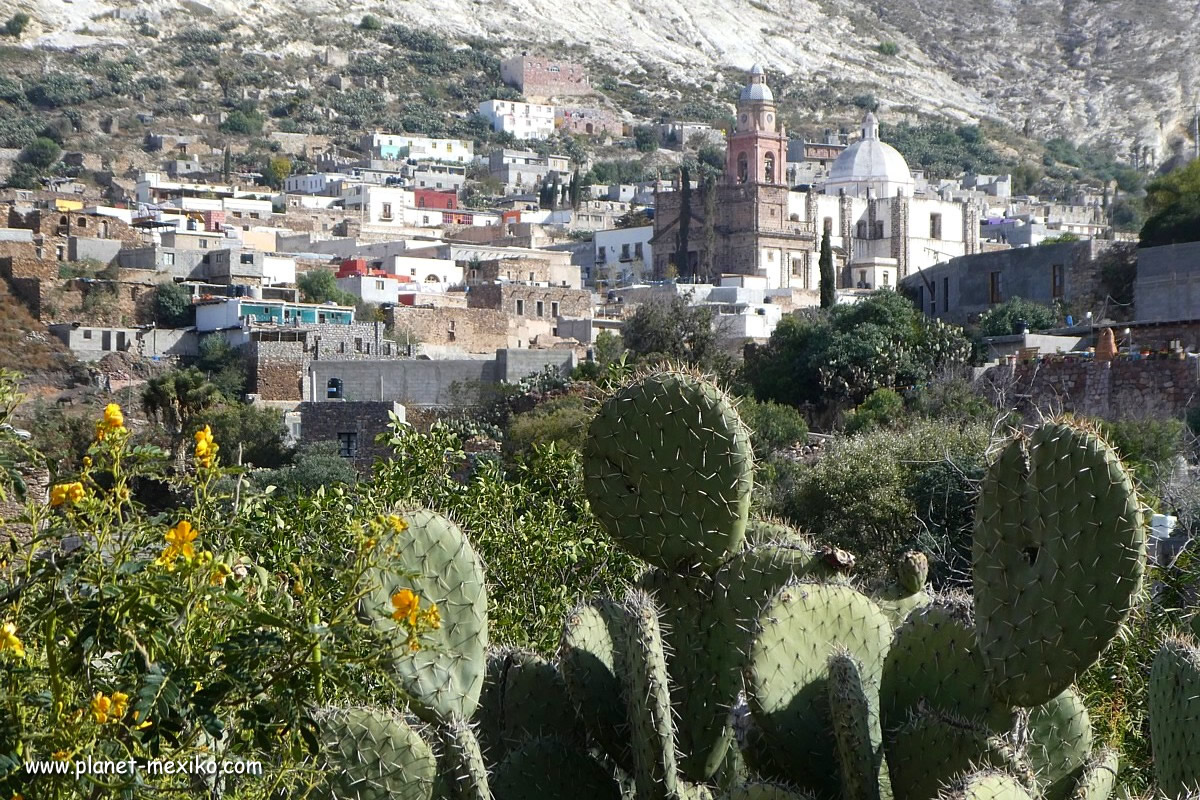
[[298, 401, 398, 472], [981, 357, 1200, 420], [468, 284, 592, 318], [389, 305, 510, 353]]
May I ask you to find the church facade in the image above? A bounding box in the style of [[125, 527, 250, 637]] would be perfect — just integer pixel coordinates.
[[651, 68, 981, 293]]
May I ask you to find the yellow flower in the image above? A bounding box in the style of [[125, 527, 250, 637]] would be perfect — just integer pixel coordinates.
[[0, 621, 24, 658], [91, 692, 114, 724], [210, 563, 233, 587], [111, 691, 129, 720], [165, 520, 198, 563], [423, 603, 441, 630], [115, 486, 131, 502], [154, 547, 179, 571], [49, 481, 85, 507], [104, 403, 124, 429], [364, 537, 378, 550], [52, 749, 71, 761], [391, 589, 420, 625], [386, 515, 409, 534], [82, 456, 92, 469], [193, 425, 219, 468]]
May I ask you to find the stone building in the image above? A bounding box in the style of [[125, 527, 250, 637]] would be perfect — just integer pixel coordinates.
[[298, 401, 401, 472], [500, 54, 590, 98], [555, 107, 623, 138], [1135, 241, 1200, 323], [651, 66, 818, 288]]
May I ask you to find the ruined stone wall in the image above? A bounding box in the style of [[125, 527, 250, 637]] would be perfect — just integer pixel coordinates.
[[981, 357, 1200, 420], [389, 305, 510, 353]]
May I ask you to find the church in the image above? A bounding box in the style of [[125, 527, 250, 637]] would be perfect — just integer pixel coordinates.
[[651, 66, 981, 293]]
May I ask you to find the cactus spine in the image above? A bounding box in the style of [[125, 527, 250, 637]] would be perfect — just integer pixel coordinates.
[[621, 588, 683, 800], [313, 706, 437, 800], [1149, 637, 1200, 798]]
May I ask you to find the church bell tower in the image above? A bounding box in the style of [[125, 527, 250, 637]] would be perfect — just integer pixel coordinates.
[[726, 64, 788, 186]]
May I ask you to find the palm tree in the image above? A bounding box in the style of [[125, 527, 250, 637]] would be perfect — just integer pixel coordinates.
[[142, 368, 222, 463]]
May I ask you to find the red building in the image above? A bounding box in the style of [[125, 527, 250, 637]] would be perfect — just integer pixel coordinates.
[[414, 189, 458, 210]]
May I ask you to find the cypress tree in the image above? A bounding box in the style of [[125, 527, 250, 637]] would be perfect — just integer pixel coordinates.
[[675, 165, 692, 279], [819, 228, 836, 308], [569, 169, 581, 209]]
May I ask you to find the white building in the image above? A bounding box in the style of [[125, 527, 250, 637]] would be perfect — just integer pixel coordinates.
[[342, 185, 415, 225], [386, 255, 464, 288], [337, 273, 404, 304], [283, 173, 347, 195], [478, 100, 556, 141], [361, 133, 475, 164], [262, 255, 297, 286], [592, 226, 653, 287], [822, 113, 915, 199]]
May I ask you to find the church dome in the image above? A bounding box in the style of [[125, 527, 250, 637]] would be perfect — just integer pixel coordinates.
[[825, 112, 914, 198], [739, 82, 774, 102]]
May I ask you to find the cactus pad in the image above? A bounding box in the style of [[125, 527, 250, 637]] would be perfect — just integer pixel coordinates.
[[583, 369, 754, 571], [437, 715, 490, 800], [314, 707, 436, 800], [745, 517, 814, 549], [726, 783, 820, 800], [897, 551, 928, 594], [559, 596, 631, 768], [938, 771, 1034, 800], [1026, 687, 1093, 800], [886, 709, 1030, 800], [875, 553, 931, 628], [827, 649, 888, 800], [974, 421, 1145, 707], [1067, 749, 1119, 800], [359, 509, 488, 721], [491, 737, 621, 800], [745, 581, 893, 797], [1149, 637, 1200, 799], [880, 596, 1013, 738]]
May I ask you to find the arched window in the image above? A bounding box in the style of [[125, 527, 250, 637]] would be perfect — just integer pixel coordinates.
[[327, 378, 344, 400], [736, 152, 748, 183], [425, 274, 440, 283], [764, 152, 775, 184]]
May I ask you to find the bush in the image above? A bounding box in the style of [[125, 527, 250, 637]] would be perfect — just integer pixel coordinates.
[[851, 93, 879, 111], [506, 393, 594, 455], [154, 282, 193, 327], [25, 74, 92, 108], [843, 388, 905, 434], [253, 440, 357, 491], [1095, 417, 1184, 490], [633, 125, 659, 152], [219, 109, 264, 135], [359, 14, 383, 30], [195, 334, 246, 401], [298, 268, 357, 307], [19, 136, 60, 169], [194, 403, 291, 469], [738, 397, 809, 455], [5, 12, 30, 37], [877, 41, 900, 56], [974, 296, 1058, 337]]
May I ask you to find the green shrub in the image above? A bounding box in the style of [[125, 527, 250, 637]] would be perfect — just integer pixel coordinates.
[[877, 41, 900, 56], [20, 136, 60, 169], [4, 12, 30, 37], [218, 109, 264, 135], [738, 397, 809, 454], [154, 282, 193, 328], [974, 296, 1058, 336], [506, 394, 594, 455], [194, 403, 291, 469], [359, 14, 383, 30], [1095, 417, 1184, 489], [253, 440, 357, 491], [633, 125, 659, 152], [843, 387, 905, 434]]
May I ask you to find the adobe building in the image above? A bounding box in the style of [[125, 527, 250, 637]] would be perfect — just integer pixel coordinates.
[[500, 54, 591, 98]]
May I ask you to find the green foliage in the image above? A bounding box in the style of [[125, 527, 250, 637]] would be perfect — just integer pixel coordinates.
[[20, 135, 60, 169], [738, 397, 809, 455], [253, 440, 357, 492], [154, 281, 193, 327], [593, 331, 625, 366], [879, 122, 1009, 179], [819, 229, 836, 309], [141, 366, 223, 438], [776, 420, 989, 582], [585, 159, 658, 185], [506, 394, 594, 455], [24, 74, 93, 108], [634, 125, 659, 153], [299, 268, 358, 307], [263, 155, 292, 188], [219, 109, 264, 135], [621, 294, 719, 369], [1040, 233, 1081, 245], [359, 14, 383, 30], [4, 12, 30, 37], [745, 291, 972, 414], [844, 388, 905, 435], [877, 41, 900, 56], [194, 403, 290, 469], [975, 297, 1059, 337], [1094, 417, 1184, 490], [852, 94, 879, 112], [1140, 159, 1200, 248], [1043, 138, 1143, 188], [195, 334, 246, 401]]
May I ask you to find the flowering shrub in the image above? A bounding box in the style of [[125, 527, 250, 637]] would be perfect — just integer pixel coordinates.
[[0, 390, 434, 797]]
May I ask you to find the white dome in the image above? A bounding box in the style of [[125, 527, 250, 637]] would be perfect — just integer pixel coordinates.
[[739, 82, 774, 102], [825, 112, 914, 198]]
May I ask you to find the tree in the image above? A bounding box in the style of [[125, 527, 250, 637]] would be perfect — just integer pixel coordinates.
[[222, 146, 232, 180], [633, 125, 659, 153], [194, 403, 291, 469], [4, 13, 30, 37], [1140, 159, 1200, 247], [737, 397, 809, 455], [196, 334, 247, 400], [616, 209, 651, 229], [298, 269, 356, 306], [21, 137, 60, 170], [263, 156, 292, 188], [358, 14, 383, 30], [675, 165, 692, 278], [253, 441, 358, 492], [568, 169, 581, 209], [154, 282, 193, 327], [219, 109, 263, 135], [142, 368, 223, 462], [593, 330, 624, 365], [819, 228, 836, 308], [622, 294, 717, 367], [975, 297, 1058, 337], [700, 173, 717, 283]]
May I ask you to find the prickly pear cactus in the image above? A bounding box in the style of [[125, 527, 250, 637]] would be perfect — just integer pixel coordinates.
[[745, 581, 893, 797], [559, 596, 631, 769], [1066, 749, 1118, 800], [490, 736, 621, 800], [1026, 687, 1093, 800], [583, 369, 755, 571], [478, 647, 580, 758], [880, 596, 1013, 737], [621, 588, 683, 800], [875, 551, 931, 627], [1149, 636, 1200, 799], [437, 715, 491, 800], [725, 783, 819, 800], [745, 517, 813, 549], [314, 707, 437, 800], [827, 649, 888, 800], [937, 771, 1034, 800], [640, 567, 737, 782], [886, 708, 1031, 800], [359, 509, 488, 722], [974, 421, 1146, 707]]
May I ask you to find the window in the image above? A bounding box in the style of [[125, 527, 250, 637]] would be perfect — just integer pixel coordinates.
[[856, 220, 867, 239], [516, 299, 525, 315], [989, 271, 1002, 304], [381, 202, 393, 220], [355, 337, 363, 352], [528, 272, 535, 282], [56, 245, 65, 261], [929, 282, 937, 314], [634, 242, 643, 259], [162, 252, 175, 266], [873, 221, 885, 239], [859, 270, 868, 287], [82, 329, 93, 340], [551, 301, 559, 317], [764, 152, 776, 184], [240, 253, 254, 264], [327, 378, 344, 399], [536, 301, 544, 317], [376, 280, 385, 290], [737, 152, 748, 183], [1052, 264, 1064, 299], [337, 432, 358, 458], [200, 239, 208, 249], [930, 213, 943, 240], [943, 278, 949, 312], [422, 216, 430, 225], [882, 271, 890, 287]]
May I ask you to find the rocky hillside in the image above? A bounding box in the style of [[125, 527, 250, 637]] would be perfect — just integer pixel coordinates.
[[4, 0, 1197, 160]]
